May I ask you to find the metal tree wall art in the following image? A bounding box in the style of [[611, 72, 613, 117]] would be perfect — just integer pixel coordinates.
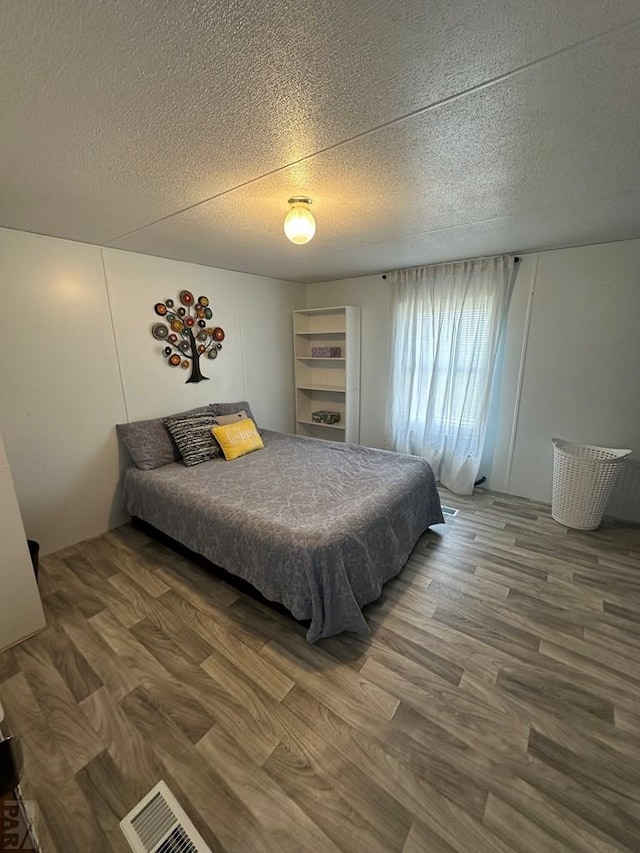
[[151, 290, 225, 383]]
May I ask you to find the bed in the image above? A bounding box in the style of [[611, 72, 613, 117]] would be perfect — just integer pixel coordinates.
[[120, 419, 443, 642]]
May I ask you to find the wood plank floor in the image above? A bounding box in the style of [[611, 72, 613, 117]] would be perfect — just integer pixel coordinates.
[[2, 490, 640, 852]]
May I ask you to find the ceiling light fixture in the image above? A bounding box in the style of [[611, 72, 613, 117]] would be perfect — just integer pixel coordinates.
[[284, 196, 316, 245]]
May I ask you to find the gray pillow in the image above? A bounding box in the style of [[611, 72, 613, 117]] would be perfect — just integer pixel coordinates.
[[211, 401, 259, 429], [116, 405, 213, 470], [164, 410, 222, 467]]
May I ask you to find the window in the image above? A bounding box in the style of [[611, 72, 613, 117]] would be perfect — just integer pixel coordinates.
[[408, 302, 494, 442], [387, 256, 515, 493]]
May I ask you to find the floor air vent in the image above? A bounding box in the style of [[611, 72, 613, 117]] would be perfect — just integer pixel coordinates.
[[441, 505, 459, 517], [120, 781, 212, 853]]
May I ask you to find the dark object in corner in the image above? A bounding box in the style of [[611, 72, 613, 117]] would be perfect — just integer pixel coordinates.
[[27, 540, 39, 580], [474, 476, 486, 487]]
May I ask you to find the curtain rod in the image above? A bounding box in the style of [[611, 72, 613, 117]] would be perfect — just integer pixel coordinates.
[[381, 255, 520, 280]]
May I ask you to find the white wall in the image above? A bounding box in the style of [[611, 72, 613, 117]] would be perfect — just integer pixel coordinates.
[[306, 239, 640, 522], [507, 241, 640, 520], [306, 275, 391, 449], [102, 248, 302, 430], [0, 427, 45, 652], [0, 230, 129, 555], [237, 272, 301, 434], [0, 228, 305, 556]]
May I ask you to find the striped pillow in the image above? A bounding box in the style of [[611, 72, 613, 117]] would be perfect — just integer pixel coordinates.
[[164, 410, 222, 466]]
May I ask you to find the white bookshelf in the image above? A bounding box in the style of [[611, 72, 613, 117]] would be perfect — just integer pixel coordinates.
[[293, 306, 361, 443]]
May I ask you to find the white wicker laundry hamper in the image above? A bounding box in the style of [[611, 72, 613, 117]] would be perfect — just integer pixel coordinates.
[[551, 438, 631, 530]]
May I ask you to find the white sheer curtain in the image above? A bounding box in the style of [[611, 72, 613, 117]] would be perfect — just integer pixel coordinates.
[[386, 255, 516, 494]]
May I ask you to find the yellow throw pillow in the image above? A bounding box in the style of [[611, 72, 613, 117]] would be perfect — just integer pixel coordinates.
[[211, 418, 264, 461]]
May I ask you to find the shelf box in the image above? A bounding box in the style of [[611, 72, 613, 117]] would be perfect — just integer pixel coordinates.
[[294, 332, 346, 358], [311, 346, 342, 358], [296, 388, 346, 423]]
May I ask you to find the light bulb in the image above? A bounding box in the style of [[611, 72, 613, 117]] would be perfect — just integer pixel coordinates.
[[284, 197, 316, 245]]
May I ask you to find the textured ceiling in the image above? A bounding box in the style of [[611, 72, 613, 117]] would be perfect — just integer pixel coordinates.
[[1, 1, 639, 282]]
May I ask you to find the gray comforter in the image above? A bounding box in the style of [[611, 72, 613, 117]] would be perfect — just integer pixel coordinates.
[[122, 430, 443, 642]]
